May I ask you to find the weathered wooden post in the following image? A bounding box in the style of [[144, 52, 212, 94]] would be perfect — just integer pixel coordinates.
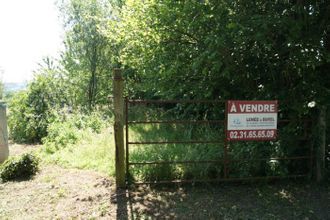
[[316, 106, 326, 182], [0, 102, 9, 163], [113, 68, 125, 188]]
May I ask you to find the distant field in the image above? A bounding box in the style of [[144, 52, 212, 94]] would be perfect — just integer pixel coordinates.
[[4, 82, 27, 93]]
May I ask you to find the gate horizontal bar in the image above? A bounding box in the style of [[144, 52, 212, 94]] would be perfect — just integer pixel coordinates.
[[132, 174, 308, 185], [129, 160, 224, 165], [128, 156, 311, 166], [128, 99, 225, 104], [128, 119, 311, 125], [228, 156, 311, 162], [128, 140, 223, 145], [128, 120, 224, 124]]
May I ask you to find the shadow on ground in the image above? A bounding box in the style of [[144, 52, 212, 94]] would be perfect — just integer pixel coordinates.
[[115, 180, 329, 220]]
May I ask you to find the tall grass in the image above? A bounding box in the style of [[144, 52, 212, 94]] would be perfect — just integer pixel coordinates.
[[39, 111, 115, 176], [128, 124, 224, 181], [40, 128, 115, 176], [126, 105, 311, 182], [128, 124, 310, 181]]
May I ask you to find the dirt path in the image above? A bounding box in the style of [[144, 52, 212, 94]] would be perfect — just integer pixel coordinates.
[[7, 142, 40, 156]]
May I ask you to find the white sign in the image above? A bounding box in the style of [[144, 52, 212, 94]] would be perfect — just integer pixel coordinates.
[[226, 100, 278, 141]]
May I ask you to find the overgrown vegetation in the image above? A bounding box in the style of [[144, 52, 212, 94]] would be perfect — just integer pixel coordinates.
[[127, 105, 312, 182], [5, 0, 329, 181], [39, 127, 115, 176], [0, 153, 39, 182], [8, 62, 66, 143], [42, 111, 108, 152], [39, 112, 115, 176]]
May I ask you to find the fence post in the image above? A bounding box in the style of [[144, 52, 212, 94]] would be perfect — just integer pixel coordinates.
[[0, 102, 9, 163], [113, 68, 125, 188]]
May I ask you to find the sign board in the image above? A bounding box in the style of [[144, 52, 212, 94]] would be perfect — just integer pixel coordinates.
[[226, 100, 278, 141]]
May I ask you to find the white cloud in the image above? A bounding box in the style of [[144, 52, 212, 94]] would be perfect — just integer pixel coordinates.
[[0, 0, 63, 83]]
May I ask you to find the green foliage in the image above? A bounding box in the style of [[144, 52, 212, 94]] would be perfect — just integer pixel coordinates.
[[127, 105, 311, 182], [0, 153, 39, 182], [40, 127, 115, 176], [129, 125, 310, 181], [8, 63, 66, 143], [7, 91, 30, 142], [3, 90, 16, 103], [42, 118, 79, 154], [109, 0, 330, 181], [0, 80, 4, 100], [6, 0, 329, 181], [60, 0, 115, 109], [38, 109, 113, 175], [42, 111, 109, 153], [116, 0, 330, 106]]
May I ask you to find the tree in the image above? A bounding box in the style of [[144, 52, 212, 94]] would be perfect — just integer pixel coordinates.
[[8, 58, 67, 143], [60, 0, 115, 110], [117, 0, 329, 105]]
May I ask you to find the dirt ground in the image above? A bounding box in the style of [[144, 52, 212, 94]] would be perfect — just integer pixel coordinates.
[[1, 144, 329, 219], [0, 165, 115, 219]]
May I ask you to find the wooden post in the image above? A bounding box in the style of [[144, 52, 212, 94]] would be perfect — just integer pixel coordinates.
[[316, 105, 326, 182], [113, 68, 125, 188], [0, 102, 9, 163]]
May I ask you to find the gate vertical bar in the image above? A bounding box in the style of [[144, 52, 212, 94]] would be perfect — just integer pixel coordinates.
[[113, 68, 125, 188], [125, 97, 129, 183], [224, 101, 228, 179]]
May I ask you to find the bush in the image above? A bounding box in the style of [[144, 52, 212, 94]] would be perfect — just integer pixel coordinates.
[[0, 153, 39, 182], [8, 71, 65, 143], [40, 128, 115, 176], [42, 120, 79, 153], [42, 111, 110, 153]]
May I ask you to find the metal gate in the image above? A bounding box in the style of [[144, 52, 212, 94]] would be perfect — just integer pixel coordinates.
[[125, 98, 313, 184]]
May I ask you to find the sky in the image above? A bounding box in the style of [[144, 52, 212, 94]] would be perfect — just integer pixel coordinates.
[[0, 0, 63, 83]]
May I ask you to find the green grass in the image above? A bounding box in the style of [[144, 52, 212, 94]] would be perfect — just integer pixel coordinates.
[[128, 123, 225, 181], [38, 122, 309, 182], [127, 121, 311, 182], [39, 128, 115, 176], [37, 106, 312, 182]]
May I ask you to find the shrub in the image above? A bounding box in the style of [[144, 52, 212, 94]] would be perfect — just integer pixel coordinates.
[[0, 153, 39, 182], [40, 128, 115, 176], [42, 120, 79, 153], [42, 111, 110, 153], [8, 71, 65, 143], [84, 111, 105, 133]]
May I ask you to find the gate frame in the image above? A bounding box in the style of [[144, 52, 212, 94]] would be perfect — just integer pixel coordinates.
[[124, 98, 313, 185]]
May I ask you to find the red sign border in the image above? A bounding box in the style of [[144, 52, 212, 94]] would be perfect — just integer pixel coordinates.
[[226, 100, 278, 141]]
